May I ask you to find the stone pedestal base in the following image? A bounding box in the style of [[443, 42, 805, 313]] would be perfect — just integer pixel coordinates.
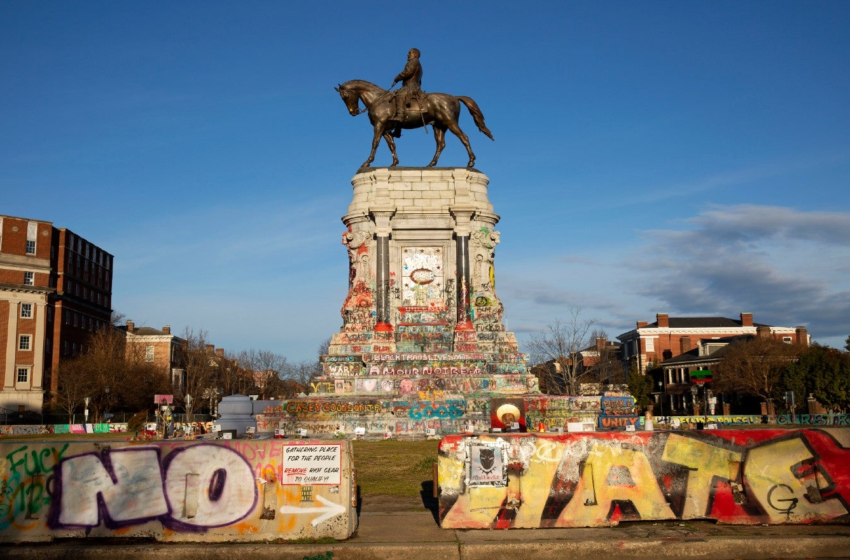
[[302, 168, 538, 435]]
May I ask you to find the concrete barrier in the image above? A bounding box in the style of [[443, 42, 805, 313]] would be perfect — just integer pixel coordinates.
[[0, 423, 128, 436], [0, 439, 356, 542], [438, 429, 850, 528]]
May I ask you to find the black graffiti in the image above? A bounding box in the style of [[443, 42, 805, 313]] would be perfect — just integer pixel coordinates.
[[767, 483, 798, 520]]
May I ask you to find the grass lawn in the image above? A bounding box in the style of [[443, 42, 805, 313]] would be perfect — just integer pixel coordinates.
[[352, 439, 440, 498]]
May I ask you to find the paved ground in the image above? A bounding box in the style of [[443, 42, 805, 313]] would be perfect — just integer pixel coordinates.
[[4, 495, 850, 560]]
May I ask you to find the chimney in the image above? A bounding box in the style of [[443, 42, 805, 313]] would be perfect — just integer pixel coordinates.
[[637, 321, 648, 329], [680, 336, 691, 354], [216, 348, 225, 357], [596, 337, 606, 351], [756, 325, 771, 338], [657, 313, 669, 328], [126, 320, 135, 333], [795, 326, 809, 347], [741, 312, 753, 327], [206, 344, 215, 353], [162, 325, 171, 335]]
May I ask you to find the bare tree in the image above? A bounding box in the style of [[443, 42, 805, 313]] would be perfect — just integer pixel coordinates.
[[55, 326, 166, 421], [714, 336, 803, 406], [178, 328, 220, 416], [216, 349, 251, 396], [110, 310, 127, 327], [54, 359, 96, 423], [235, 348, 289, 399], [527, 308, 597, 395], [283, 361, 318, 395], [584, 329, 625, 386]]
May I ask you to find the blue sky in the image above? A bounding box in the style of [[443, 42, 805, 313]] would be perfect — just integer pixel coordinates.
[[2, 1, 849, 360]]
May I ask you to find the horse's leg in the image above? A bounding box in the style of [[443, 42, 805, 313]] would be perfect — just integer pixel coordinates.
[[445, 120, 476, 168], [428, 125, 447, 167], [383, 131, 400, 167], [363, 121, 386, 167]]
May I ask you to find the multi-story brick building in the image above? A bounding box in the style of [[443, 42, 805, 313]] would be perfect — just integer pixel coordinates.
[[118, 321, 186, 389], [617, 313, 810, 413], [617, 313, 809, 374], [0, 214, 113, 413]]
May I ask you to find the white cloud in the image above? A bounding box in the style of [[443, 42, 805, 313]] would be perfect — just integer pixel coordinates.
[[631, 204, 850, 344]]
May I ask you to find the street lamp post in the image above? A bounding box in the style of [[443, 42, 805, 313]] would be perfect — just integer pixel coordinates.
[[104, 385, 110, 423], [160, 399, 173, 439], [185, 394, 192, 423], [658, 381, 664, 418], [690, 384, 699, 417]]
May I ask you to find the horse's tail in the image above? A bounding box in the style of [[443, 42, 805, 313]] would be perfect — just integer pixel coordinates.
[[457, 96, 494, 140]]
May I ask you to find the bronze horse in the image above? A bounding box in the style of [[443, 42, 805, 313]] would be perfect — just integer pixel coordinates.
[[335, 80, 493, 168]]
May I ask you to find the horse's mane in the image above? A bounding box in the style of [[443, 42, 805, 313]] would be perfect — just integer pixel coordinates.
[[342, 79, 386, 93]]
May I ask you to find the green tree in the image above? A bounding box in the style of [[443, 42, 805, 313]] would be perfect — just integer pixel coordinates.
[[627, 359, 654, 412], [845, 334, 850, 353], [782, 344, 850, 413]]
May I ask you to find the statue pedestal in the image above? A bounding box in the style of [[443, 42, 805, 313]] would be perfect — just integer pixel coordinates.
[[258, 168, 547, 437]]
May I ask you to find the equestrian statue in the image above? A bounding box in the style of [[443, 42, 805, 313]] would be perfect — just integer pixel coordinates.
[[335, 48, 494, 168]]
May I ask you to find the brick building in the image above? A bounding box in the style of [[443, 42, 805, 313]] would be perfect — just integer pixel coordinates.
[[618, 313, 810, 414], [118, 321, 186, 389], [0, 214, 113, 413], [617, 312, 809, 375]]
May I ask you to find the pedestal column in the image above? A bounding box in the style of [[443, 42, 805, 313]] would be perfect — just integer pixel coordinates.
[[455, 234, 473, 331], [370, 207, 395, 352], [375, 234, 391, 330]]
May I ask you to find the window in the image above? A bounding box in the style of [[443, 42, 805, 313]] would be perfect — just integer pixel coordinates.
[[783, 336, 793, 344], [63, 340, 68, 355], [19, 335, 31, 351], [21, 303, 32, 318], [26, 240, 36, 254], [645, 337, 655, 352], [72, 342, 77, 356], [24, 272, 34, 286], [47, 307, 53, 322], [146, 346, 155, 362], [17, 368, 28, 383]]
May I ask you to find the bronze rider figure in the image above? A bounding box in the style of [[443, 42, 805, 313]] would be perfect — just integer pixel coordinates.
[[390, 48, 423, 134]]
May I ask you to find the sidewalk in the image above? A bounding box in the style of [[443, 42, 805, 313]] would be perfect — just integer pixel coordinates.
[[3, 511, 850, 560]]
